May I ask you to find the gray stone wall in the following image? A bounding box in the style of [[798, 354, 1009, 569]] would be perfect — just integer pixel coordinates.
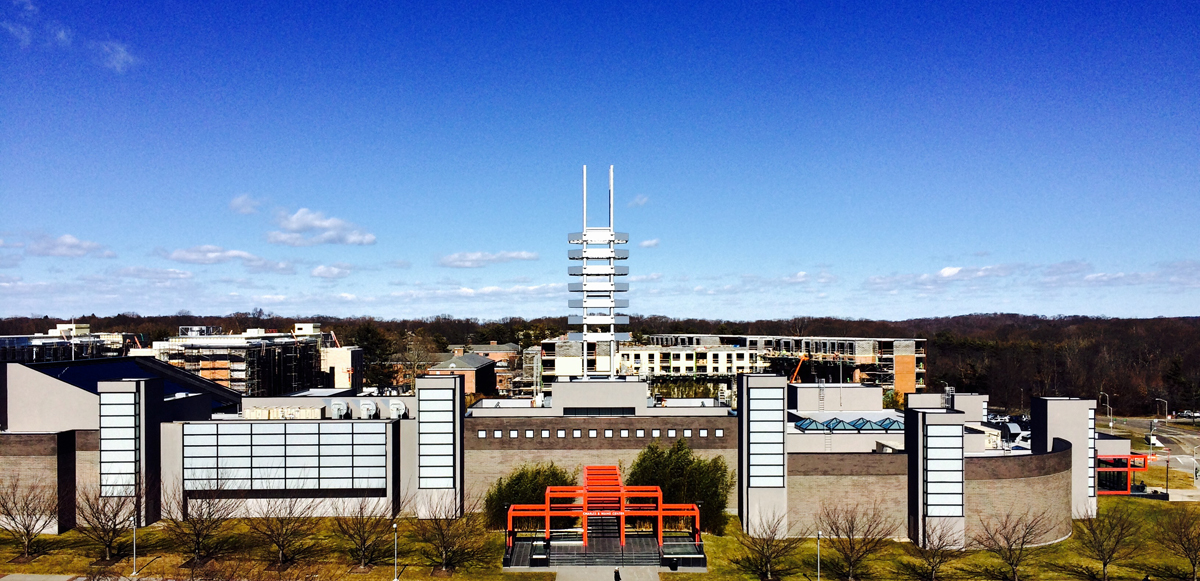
[[786, 453, 908, 537], [964, 448, 1074, 544]]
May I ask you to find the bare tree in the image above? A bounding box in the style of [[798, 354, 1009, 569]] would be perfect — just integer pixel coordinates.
[[969, 509, 1056, 581], [397, 331, 437, 392], [331, 494, 399, 569], [731, 511, 809, 581], [160, 479, 243, 566], [245, 497, 321, 568], [76, 485, 136, 562], [894, 519, 966, 581], [0, 476, 60, 558], [817, 500, 898, 581], [1073, 503, 1142, 581], [1158, 503, 1200, 581], [406, 496, 495, 574]]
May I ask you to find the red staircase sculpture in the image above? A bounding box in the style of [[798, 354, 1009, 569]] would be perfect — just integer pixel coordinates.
[[506, 465, 701, 547]]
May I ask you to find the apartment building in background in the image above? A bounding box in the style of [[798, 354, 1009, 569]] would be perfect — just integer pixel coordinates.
[[130, 323, 362, 397]]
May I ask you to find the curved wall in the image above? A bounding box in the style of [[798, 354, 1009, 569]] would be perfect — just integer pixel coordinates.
[[786, 453, 908, 537], [964, 444, 1073, 543]]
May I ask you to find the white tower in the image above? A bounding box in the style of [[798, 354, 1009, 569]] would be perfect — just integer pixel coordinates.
[[568, 165, 630, 379]]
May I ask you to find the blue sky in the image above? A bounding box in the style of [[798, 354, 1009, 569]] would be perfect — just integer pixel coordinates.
[[2, 1, 1198, 320]]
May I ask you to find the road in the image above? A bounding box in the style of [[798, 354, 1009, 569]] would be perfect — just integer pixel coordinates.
[[1105, 416, 1200, 475]]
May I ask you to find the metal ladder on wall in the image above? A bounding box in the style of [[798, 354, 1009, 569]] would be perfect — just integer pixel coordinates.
[[818, 379, 826, 412]]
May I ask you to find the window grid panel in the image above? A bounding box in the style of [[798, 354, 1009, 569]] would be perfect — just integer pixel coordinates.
[[923, 423, 964, 517]]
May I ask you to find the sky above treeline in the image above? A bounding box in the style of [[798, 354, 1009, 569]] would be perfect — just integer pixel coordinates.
[[2, 1, 1198, 321]]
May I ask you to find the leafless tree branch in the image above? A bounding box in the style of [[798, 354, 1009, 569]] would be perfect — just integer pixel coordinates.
[[0, 476, 59, 557], [817, 500, 898, 581]]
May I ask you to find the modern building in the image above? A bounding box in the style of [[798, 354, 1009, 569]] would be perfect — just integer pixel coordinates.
[[131, 323, 362, 396], [646, 333, 926, 396], [1, 324, 135, 363], [428, 352, 498, 395]]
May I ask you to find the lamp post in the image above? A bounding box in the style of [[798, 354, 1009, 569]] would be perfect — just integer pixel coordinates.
[[130, 515, 137, 576], [816, 530, 821, 581], [1099, 392, 1112, 430], [393, 522, 398, 581]]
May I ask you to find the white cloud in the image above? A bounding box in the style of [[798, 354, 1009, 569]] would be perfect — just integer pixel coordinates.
[[864, 264, 1026, 294], [438, 251, 538, 268], [628, 195, 649, 207], [0, 254, 22, 268], [160, 245, 294, 274], [388, 282, 566, 301], [26, 234, 114, 258], [0, 238, 22, 248], [628, 273, 662, 282], [783, 271, 808, 284], [229, 194, 260, 215], [116, 266, 193, 280], [311, 264, 352, 279], [639, 239, 660, 248], [1, 21, 31, 47], [12, 0, 37, 16], [94, 40, 137, 73], [268, 208, 376, 246], [387, 259, 412, 269], [46, 21, 70, 47]]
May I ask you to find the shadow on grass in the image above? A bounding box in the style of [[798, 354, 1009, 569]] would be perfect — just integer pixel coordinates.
[[1137, 562, 1194, 581], [1045, 561, 1105, 581]]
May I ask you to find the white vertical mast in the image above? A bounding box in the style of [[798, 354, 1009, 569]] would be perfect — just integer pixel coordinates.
[[568, 166, 630, 380]]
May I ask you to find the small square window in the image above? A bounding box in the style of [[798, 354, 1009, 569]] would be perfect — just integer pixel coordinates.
[[668, 429, 677, 438], [478, 430, 487, 438], [573, 429, 582, 438], [700, 429, 708, 437], [525, 430, 534, 438], [541, 429, 550, 438], [604, 429, 613, 438], [684, 429, 692, 437], [493, 430, 502, 438], [651, 429, 661, 438], [589, 429, 598, 438], [557, 429, 566, 438], [620, 429, 629, 438], [636, 429, 645, 438], [715, 429, 724, 437], [509, 430, 518, 438]]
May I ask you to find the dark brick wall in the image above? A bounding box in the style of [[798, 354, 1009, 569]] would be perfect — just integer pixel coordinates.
[[965, 447, 1072, 480], [788, 452, 908, 476], [0, 433, 59, 456], [75, 430, 99, 452], [464, 416, 737, 450]]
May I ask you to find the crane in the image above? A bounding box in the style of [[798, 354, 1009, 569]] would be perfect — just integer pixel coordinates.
[[789, 354, 810, 383]]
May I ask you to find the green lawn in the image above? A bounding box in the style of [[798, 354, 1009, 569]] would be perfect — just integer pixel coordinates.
[[666, 496, 1196, 581], [1, 497, 1196, 581]]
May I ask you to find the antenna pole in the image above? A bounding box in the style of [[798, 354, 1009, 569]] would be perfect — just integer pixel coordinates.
[[609, 165, 614, 228], [582, 165, 587, 229]]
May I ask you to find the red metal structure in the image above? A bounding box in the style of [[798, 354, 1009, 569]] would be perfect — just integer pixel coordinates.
[[506, 465, 701, 548], [1097, 454, 1150, 495]]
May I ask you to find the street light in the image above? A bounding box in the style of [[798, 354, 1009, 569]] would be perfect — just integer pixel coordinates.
[[130, 515, 137, 577], [1157, 398, 1169, 421], [816, 530, 821, 581], [1099, 392, 1112, 429], [393, 522, 398, 581]]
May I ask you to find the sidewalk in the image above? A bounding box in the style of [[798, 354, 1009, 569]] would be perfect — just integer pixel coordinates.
[[554, 566, 658, 581]]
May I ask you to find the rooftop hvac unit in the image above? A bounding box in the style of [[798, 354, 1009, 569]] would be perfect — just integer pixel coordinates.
[[359, 400, 377, 419], [389, 400, 407, 419], [330, 400, 348, 419]]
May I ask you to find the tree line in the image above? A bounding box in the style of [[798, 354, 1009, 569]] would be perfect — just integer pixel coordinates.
[[5, 312, 1199, 414]]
